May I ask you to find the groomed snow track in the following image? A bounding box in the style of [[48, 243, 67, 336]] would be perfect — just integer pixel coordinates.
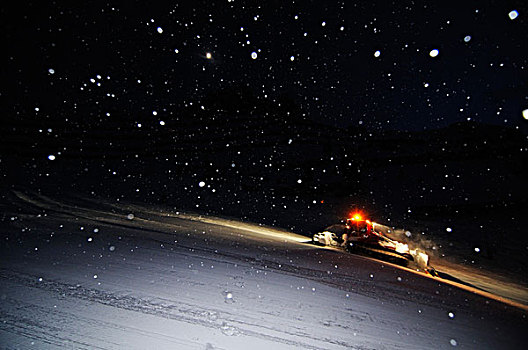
[[0, 190, 526, 349]]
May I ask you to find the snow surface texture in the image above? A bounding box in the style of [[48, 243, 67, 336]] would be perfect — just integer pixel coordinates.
[[1, 191, 526, 349]]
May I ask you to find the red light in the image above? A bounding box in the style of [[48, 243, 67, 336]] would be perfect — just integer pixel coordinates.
[[349, 213, 362, 221]]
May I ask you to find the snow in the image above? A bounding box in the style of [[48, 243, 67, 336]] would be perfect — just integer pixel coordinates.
[[1, 191, 526, 349], [251, 52, 257, 59], [429, 49, 439, 58], [508, 10, 519, 20], [374, 50, 381, 58]]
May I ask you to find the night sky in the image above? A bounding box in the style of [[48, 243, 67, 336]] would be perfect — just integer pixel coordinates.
[[3, 1, 528, 131]]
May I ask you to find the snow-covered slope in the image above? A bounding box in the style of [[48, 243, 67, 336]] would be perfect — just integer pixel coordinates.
[[1, 191, 526, 349]]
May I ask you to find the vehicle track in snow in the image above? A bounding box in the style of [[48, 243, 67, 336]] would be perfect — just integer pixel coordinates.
[[1, 190, 526, 349]]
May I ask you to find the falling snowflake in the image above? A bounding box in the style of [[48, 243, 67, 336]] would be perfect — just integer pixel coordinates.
[[48, 155, 56, 160], [429, 49, 439, 58], [374, 50, 381, 58], [508, 10, 519, 20], [464, 35, 471, 42], [48, 68, 55, 74], [251, 52, 257, 59], [157, 27, 163, 33]]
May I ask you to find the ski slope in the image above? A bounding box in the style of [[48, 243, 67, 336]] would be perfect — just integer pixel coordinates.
[[1, 191, 526, 349]]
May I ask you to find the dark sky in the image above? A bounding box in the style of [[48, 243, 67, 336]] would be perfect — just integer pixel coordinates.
[[3, 1, 528, 131]]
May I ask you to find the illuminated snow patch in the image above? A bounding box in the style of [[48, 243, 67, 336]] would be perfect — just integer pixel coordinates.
[[172, 213, 311, 243], [508, 10, 519, 20], [429, 49, 439, 58]]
